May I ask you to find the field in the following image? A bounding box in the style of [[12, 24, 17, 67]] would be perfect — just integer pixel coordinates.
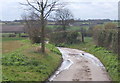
[[46, 21, 117, 32], [47, 25, 89, 31], [66, 37, 119, 81], [2, 25, 24, 33], [2, 37, 62, 81], [2, 37, 26, 54]]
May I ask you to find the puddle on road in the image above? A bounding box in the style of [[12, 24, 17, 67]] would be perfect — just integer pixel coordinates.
[[49, 48, 73, 81], [49, 47, 105, 81], [59, 59, 73, 70], [83, 53, 105, 69]]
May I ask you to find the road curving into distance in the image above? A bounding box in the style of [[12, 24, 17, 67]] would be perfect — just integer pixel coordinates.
[[49, 47, 111, 81]]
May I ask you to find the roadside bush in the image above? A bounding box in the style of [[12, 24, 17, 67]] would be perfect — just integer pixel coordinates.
[[66, 31, 80, 44], [104, 22, 117, 29], [30, 36, 41, 44], [20, 35, 29, 37], [49, 32, 66, 45], [49, 31, 80, 46], [8, 34, 16, 37], [2, 35, 6, 37], [93, 23, 118, 53], [86, 26, 94, 37]]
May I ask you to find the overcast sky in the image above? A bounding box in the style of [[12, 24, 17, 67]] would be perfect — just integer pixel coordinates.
[[0, 0, 119, 21]]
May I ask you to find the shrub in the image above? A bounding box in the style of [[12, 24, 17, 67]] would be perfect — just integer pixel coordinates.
[[104, 22, 117, 29], [66, 31, 80, 44], [49, 32, 66, 44], [93, 23, 118, 54], [8, 34, 16, 37], [49, 31, 80, 45], [30, 36, 41, 44]]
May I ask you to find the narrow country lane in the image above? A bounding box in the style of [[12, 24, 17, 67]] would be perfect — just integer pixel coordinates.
[[49, 47, 111, 81]]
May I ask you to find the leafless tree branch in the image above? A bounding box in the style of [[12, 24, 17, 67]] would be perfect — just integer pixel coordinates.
[[26, 0, 41, 12]]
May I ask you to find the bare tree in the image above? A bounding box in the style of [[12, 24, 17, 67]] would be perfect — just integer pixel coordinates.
[[54, 8, 74, 31], [22, 0, 62, 53], [50, 8, 74, 44]]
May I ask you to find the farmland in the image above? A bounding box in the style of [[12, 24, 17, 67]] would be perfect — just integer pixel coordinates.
[[2, 24, 25, 33], [1, 20, 117, 33]]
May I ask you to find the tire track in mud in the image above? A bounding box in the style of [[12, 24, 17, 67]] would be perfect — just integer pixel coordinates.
[[49, 47, 111, 81]]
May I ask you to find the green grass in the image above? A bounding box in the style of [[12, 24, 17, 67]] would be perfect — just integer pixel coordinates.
[[46, 25, 58, 30], [2, 37, 26, 42], [2, 38, 62, 81], [68, 26, 89, 31], [47, 25, 89, 31], [2, 33, 28, 38], [66, 37, 119, 81]]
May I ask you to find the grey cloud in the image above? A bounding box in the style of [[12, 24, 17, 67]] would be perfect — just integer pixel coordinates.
[[0, 0, 118, 20]]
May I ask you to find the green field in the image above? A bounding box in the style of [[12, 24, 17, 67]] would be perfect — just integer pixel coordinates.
[[2, 37, 62, 81], [2, 33, 28, 38], [47, 25, 89, 31], [66, 37, 119, 81]]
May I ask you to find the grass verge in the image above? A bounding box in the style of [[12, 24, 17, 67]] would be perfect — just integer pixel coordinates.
[[2, 38, 62, 81]]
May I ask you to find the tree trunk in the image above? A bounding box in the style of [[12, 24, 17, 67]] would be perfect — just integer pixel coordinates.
[[81, 27, 85, 43], [41, 21, 45, 53], [41, 4, 45, 53], [81, 32, 84, 43], [118, 28, 120, 58], [18, 33, 21, 37]]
